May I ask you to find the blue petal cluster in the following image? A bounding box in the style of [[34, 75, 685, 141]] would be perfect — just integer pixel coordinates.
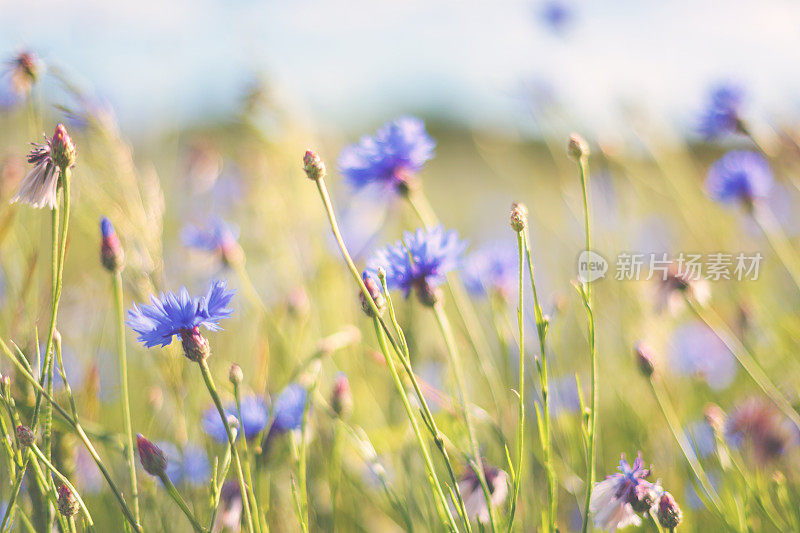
[[705, 150, 772, 205], [181, 216, 239, 252], [270, 383, 307, 434], [698, 84, 745, 139], [461, 241, 519, 298], [202, 395, 269, 443], [159, 442, 211, 486], [367, 226, 466, 297], [127, 280, 235, 348], [100, 216, 115, 238], [338, 117, 435, 193], [539, 1, 573, 33]]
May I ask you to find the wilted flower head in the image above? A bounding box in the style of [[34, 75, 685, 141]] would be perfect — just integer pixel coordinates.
[[181, 217, 242, 266], [302, 150, 326, 181], [590, 453, 654, 531], [461, 241, 518, 300], [202, 395, 268, 443], [698, 83, 745, 139], [670, 321, 737, 390], [634, 342, 655, 378], [705, 150, 772, 206], [11, 124, 76, 209], [456, 462, 509, 524], [126, 280, 234, 360], [655, 263, 710, 314], [367, 226, 466, 306], [100, 216, 124, 272], [15, 425, 34, 448], [338, 116, 435, 195], [137, 434, 167, 477], [726, 397, 795, 464], [57, 485, 79, 517]]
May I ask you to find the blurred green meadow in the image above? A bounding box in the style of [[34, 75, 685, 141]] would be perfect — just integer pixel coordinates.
[[1, 54, 800, 533]]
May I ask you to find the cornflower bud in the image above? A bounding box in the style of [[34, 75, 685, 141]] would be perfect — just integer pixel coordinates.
[[568, 133, 589, 160], [180, 327, 211, 362], [229, 363, 243, 386], [510, 202, 528, 232], [634, 341, 655, 377], [137, 434, 167, 477], [331, 373, 353, 419], [100, 216, 125, 272], [51, 124, 76, 170], [657, 492, 682, 529], [360, 272, 386, 317], [57, 485, 79, 517], [16, 425, 35, 448], [303, 150, 326, 181]]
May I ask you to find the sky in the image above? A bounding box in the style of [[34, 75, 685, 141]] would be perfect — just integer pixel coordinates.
[[1, 0, 799, 136]]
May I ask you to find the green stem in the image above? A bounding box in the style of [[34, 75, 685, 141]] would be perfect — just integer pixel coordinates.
[[29, 443, 93, 526], [373, 319, 459, 532], [686, 298, 800, 432], [0, 338, 141, 532], [648, 379, 724, 514], [233, 382, 264, 533], [576, 153, 596, 533], [197, 360, 254, 533], [112, 271, 140, 523], [522, 226, 556, 531], [432, 304, 497, 532], [159, 473, 206, 532], [751, 204, 800, 293], [378, 273, 471, 532], [507, 230, 526, 531], [296, 373, 319, 532]]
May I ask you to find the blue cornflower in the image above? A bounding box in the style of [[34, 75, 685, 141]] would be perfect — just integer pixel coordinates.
[[698, 83, 745, 139], [461, 241, 518, 299], [338, 117, 435, 195], [202, 395, 268, 443], [158, 441, 211, 486], [126, 279, 235, 361], [590, 453, 657, 531], [270, 383, 307, 434], [181, 217, 241, 265], [705, 150, 773, 206], [367, 226, 466, 306], [539, 1, 573, 34]]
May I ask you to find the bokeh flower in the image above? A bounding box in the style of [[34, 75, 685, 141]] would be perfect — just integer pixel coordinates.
[[726, 397, 796, 464], [181, 216, 242, 265], [126, 280, 235, 360], [590, 453, 655, 531], [159, 441, 211, 486], [269, 383, 307, 435], [698, 83, 745, 139], [338, 116, 435, 195], [669, 321, 737, 390], [705, 150, 772, 206], [367, 226, 466, 305], [212, 481, 242, 533], [461, 241, 518, 300], [539, 1, 573, 34], [202, 395, 268, 443], [456, 462, 509, 524]]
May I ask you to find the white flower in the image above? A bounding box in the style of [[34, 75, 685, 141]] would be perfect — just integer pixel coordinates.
[[11, 136, 60, 209]]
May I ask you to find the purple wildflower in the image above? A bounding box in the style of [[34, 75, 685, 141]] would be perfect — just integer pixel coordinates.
[[456, 462, 509, 524], [126, 279, 235, 351], [270, 383, 307, 434], [367, 226, 466, 305], [202, 395, 268, 443], [461, 241, 519, 299], [698, 83, 745, 139], [338, 117, 435, 195], [11, 124, 75, 209], [590, 453, 655, 531], [181, 217, 240, 261], [705, 150, 773, 206]]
